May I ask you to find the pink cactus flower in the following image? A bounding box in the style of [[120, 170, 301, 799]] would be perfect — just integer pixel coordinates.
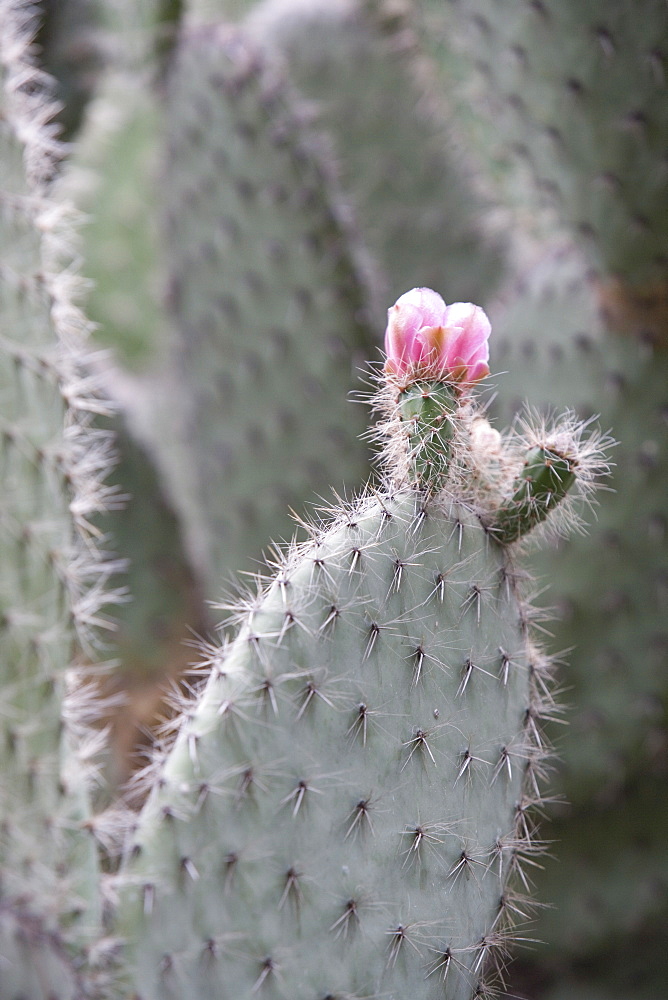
[[384, 287, 491, 385]]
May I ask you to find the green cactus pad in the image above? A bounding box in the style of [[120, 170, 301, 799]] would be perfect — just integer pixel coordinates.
[[491, 446, 577, 544], [488, 244, 668, 971], [246, 0, 506, 314], [151, 23, 379, 592], [396, 379, 459, 492], [114, 490, 549, 999], [419, 0, 668, 286], [491, 244, 667, 796], [64, 79, 166, 371], [0, 8, 114, 995]]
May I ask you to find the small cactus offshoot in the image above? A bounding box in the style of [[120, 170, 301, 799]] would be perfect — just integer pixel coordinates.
[[373, 289, 611, 543]]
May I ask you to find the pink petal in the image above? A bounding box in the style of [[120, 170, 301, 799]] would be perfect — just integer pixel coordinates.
[[384, 301, 422, 366], [402, 287, 449, 328], [466, 359, 491, 383], [416, 324, 448, 362], [383, 289, 491, 383], [384, 289, 448, 372], [442, 303, 491, 365]]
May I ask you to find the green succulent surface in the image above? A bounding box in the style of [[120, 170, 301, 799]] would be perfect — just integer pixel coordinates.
[[489, 245, 668, 986], [115, 491, 544, 1000], [0, 11, 113, 995], [419, 0, 668, 285]]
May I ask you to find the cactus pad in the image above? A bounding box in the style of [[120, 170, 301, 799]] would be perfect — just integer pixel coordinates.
[[151, 23, 378, 591], [420, 0, 668, 286], [0, 6, 115, 995], [246, 0, 506, 313], [115, 489, 549, 999]]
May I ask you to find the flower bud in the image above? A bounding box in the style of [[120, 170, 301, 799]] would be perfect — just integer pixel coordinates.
[[384, 287, 491, 384]]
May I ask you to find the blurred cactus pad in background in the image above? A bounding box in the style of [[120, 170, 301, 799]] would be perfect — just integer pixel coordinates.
[[1, 0, 667, 999]]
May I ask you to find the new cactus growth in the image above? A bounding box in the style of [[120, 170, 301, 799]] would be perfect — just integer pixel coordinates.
[[374, 290, 606, 544], [380, 288, 491, 492], [492, 445, 576, 544]]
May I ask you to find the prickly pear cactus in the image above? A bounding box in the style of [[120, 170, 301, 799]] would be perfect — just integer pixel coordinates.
[[413, 2, 668, 992], [155, 23, 378, 590], [116, 495, 529, 1000], [486, 245, 668, 981], [419, 0, 668, 286], [112, 290, 608, 999], [245, 0, 506, 312], [55, 3, 383, 779], [0, 7, 114, 995], [0, 4, 634, 999], [67, 14, 380, 598]]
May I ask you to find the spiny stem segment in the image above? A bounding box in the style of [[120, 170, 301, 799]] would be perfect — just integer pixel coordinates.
[[491, 446, 577, 544], [397, 380, 459, 493]]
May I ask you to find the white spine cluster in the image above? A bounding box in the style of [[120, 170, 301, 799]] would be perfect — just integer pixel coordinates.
[[0, 0, 124, 827]]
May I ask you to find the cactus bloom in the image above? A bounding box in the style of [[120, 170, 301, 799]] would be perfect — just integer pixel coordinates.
[[384, 287, 491, 384]]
